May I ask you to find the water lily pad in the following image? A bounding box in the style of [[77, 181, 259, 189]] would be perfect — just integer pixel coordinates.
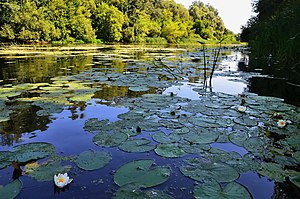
[[117, 111, 145, 120], [0, 109, 13, 122], [188, 117, 220, 128], [12, 142, 56, 163], [114, 184, 174, 199], [152, 132, 181, 144], [289, 171, 300, 188], [173, 127, 190, 134], [33, 101, 65, 116], [155, 143, 186, 158], [178, 140, 211, 154], [69, 90, 96, 102], [0, 161, 11, 170], [194, 179, 251, 199], [204, 102, 232, 109], [128, 86, 150, 92], [284, 135, 300, 151], [180, 158, 239, 183], [75, 150, 112, 171], [0, 151, 14, 169], [0, 179, 22, 199], [28, 161, 71, 181], [93, 132, 128, 147], [242, 137, 271, 158], [233, 117, 257, 126], [84, 118, 109, 133], [0, 88, 22, 99], [229, 131, 248, 146], [114, 159, 171, 188], [183, 129, 219, 144], [258, 162, 287, 182], [294, 151, 300, 163], [118, 139, 156, 153]]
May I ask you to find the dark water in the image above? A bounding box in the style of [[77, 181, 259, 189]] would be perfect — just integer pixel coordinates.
[[0, 45, 299, 199], [249, 76, 300, 107]]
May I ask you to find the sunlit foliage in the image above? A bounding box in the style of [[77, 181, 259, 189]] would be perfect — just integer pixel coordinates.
[[0, 0, 237, 43]]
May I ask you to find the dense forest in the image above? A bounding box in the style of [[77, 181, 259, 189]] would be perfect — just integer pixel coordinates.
[[0, 0, 237, 44], [241, 0, 300, 83]]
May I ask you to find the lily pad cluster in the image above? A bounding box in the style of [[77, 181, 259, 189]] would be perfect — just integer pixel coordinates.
[[0, 46, 299, 198], [100, 90, 299, 194], [0, 141, 113, 197]]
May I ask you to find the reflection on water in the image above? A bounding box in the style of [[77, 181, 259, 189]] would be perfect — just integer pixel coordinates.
[[238, 171, 274, 199], [212, 76, 247, 95], [0, 103, 50, 146], [0, 56, 94, 85], [249, 76, 300, 107], [0, 45, 299, 198]]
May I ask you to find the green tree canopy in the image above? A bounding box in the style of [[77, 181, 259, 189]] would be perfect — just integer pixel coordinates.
[[0, 0, 237, 44]]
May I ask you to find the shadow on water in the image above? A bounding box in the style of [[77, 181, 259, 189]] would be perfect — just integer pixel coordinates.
[[249, 76, 300, 107]]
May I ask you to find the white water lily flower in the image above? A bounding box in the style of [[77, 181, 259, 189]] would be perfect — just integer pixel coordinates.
[[238, 105, 247, 113], [54, 173, 73, 188], [277, 120, 287, 128]]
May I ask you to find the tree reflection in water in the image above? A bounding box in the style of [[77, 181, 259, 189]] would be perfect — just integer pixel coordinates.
[[0, 104, 50, 146]]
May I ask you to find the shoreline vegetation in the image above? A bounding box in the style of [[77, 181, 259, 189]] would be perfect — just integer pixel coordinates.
[[241, 0, 300, 84], [0, 0, 238, 45]]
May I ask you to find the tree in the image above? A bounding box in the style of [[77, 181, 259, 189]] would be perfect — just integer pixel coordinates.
[[93, 2, 125, 42]]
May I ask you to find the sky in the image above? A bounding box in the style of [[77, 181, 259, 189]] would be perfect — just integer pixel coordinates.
[[174, 0, 255, 34]]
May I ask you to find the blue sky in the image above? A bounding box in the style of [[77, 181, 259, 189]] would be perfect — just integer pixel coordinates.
[[174, 0, 256, 33]]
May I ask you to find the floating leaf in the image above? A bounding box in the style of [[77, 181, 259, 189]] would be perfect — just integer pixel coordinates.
[[93, 132, 127, 147], [117, 111, 145, 120], [0, 108, 13, 122], [233, 117, 257, 126], [0, 151, 14, 169], [173, 127, 190, 135], [33, 101, 65, 116], [180, 158, 239, 183], [0, 179, 22, 199], [204, 102, 232, 109], [75, 150, 112, 171], [114, 159, 171, 188], [258, 162, 287, 182], [183, 129, 219, 144], [128, 86, 150, 92], [178, 140, 211, 154], [24, 161, 40, 174], [84, 118, 109, 133], [284, 135, 300, 151], [155, 143, 186, 158], [188, 117, 220, 128], [113, 184, 174, 199], [69, 90, 96, 102], [294, 151, 300, 163], [12, 142, 56, 163], [118, 139, 156, 153], [289, 171, 300, 188], [28, 161, 71, 181], [152, 132, 181, 144], [229, 131, 248, 146], [242, 137, 265, 152], [194, 179, 251, 199]]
